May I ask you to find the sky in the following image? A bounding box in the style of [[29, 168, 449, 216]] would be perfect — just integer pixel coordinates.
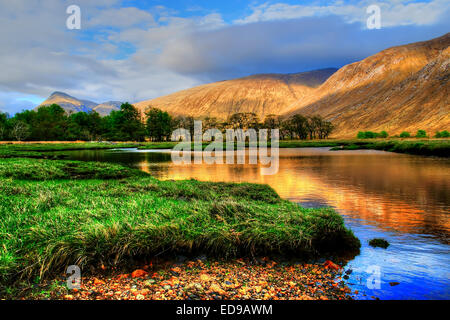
[[0, 0, 449, 114]]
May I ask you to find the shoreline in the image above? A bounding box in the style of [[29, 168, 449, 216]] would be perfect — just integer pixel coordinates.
[[9, 257, 358, 301], [0, 139, 448, 157]]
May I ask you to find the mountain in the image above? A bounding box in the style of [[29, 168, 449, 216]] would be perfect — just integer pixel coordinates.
[[37, 92, 121, 116], [284, 33, 450, 137], [134, 68, 337, 120], [38, 92, 97, 114], [93, 101, 122, 116]]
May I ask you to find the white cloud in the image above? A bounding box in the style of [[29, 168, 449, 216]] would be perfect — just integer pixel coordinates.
[[86, 7, 156, 28], [0, 0, 449, 114], [234, 0, 450, 28]]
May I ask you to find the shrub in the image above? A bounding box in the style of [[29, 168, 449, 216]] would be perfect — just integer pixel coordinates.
[[357, 131, 366, 139], [379, 131, 388, 138], [400, 132, 410, 138], [416, 130, 427, 138], [435, 130, 449, 138], [369, 238, 390, 249]]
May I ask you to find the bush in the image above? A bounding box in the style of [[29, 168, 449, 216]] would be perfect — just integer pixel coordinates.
[[435, 130, 449, 138], [400, 132, 410, 138], [416, 130, 427, 138], [379, 131, 388, 138], [369, 238, 390, 249], [357, 131, 366, 139]]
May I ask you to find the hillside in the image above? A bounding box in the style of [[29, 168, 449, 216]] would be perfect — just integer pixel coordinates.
[[284, 33, 450, 137], [38, 92, 121, 116], [38, 92, 97, 114], [93, 101, 122, 116], [135, 68, 337, 120]]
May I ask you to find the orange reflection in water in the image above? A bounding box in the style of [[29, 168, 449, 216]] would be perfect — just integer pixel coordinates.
[[137, 149, 450, 242]]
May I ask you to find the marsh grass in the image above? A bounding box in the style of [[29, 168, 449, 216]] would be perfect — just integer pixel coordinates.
[[334, 139, 449, 157], [0, 157, 360, 286]]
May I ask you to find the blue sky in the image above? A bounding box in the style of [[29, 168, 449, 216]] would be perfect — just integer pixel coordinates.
[[0, 0, 448, 114]]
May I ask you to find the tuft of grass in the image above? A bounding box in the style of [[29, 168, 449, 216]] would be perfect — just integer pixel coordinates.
[[0, 157, 360, 287], [369, 238, 390, 249]]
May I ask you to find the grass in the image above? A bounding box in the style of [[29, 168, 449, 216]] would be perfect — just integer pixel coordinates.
[[0, 142, 140, 160], [138, 139, 449, 157], [137, 140, 343, 150], [332, 139, 450, 157], [1, 139, 448, 157], [0, 157, 360, 288]]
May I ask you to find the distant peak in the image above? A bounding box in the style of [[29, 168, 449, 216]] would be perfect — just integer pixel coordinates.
[[50, 91, 72, 97]]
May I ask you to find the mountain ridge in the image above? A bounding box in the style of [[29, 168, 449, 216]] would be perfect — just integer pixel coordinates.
[[38, 92, 121, 116], [284, 33, 450, 137], [134, 68, 338, 119]]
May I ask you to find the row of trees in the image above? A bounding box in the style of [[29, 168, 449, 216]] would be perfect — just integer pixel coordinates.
[[357, 130, 450, 139], [145, 110, 334, 141], [0, 103, 146, 142], [0, 103, 334, 142]]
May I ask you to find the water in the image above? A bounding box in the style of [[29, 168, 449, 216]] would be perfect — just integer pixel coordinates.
[[61, 147, 450, 300]]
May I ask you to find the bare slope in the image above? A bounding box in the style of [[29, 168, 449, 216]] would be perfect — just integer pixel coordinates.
[[285, 33, 450, 137], [135, 68, 337, 120]]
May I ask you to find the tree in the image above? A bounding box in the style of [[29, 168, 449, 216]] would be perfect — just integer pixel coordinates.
[[10, 120, 30, 141], [400, 131, 410, 138], [67, 111, 103, 141], [280, 119, 294, 140], [357, 131, 366, 139], [379, 131, 389, 138], [172, 116, 195, 138], [228, 113, 259, 130], [0, 112, 8, 140], [290, 114, 309, 140], [263, 114, 281, 137], [416, 130, 427, 138], [104, 103, 146, 141], [318, 120, 334, 139], [146, 107, 172, 141]]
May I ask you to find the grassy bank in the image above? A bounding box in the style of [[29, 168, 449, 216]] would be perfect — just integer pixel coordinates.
[[0, 157, 360, 288], [0, 142, 140, 159], [136, 140, 343, 150], [138, 139, 449, 157], [1, 139, 448, 157], [331, 139, 450, 157]]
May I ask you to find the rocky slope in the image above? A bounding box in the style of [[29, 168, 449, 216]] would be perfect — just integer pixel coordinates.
[[134, 68, 337, 120], [284, 33, 450, 137]]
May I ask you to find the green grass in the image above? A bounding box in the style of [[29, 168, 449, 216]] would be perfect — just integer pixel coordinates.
[[2, 139, 448, 157], [0, 157, 360, 287], [0, 143, 140, 160], [332, 139, 450, 157], [137, 140, 343, 150]]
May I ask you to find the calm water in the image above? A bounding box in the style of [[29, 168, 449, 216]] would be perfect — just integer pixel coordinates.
[[62, 147, 450, 300]]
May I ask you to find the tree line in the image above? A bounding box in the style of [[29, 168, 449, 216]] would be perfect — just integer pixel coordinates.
[[0, 103, 334, 142]]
